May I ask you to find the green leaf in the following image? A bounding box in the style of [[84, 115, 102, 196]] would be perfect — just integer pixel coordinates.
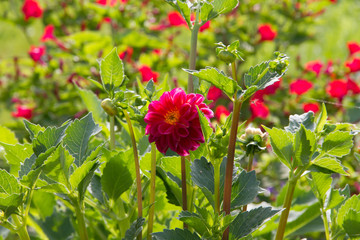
[[165, 0, 191, 28], [190, 157, 214, 194], [200, 1, 214, 23], [78, 161, 100, 202], [231, 170, 260, 209], [70, 160, 99, 192], [308, 172, 331, 205], [76, 86, 107, 123], [312, 157, 348, 175], [89, 175, 104, 204], [0, 193, 24, 217], [294, 125, 316, 166], [229, 207, 279, 239], [23, 120, 45, 140], [316, 103, 327, 133], [342, 209, 360, 238], [184, 67, 239, 99], [32, 191, 55, 220], [0, 143, 33, 177], [263, 126, 293, 169], [207, 0, 239, 20], [144, 80, 155, 99], [285, 112, 315, 133], [19, 167, 42, 188], [63, 113, 102, 166], [0, 169, 21, 195], [325, 188, 346, 210], [138, 135, 150, 156], [337, 195, 360, 227], [122, 218, 145, 240], [178, 211, 209, 236], [321, 131, 353, 157], [197, 108, 213, 144], [101, 152, 133, 201], [33, 124, 69, 156], [238, 86, 258, 102], [0, 125, 18, 144], [156, 166, 181, 206], [19, 154, 36, 179], [152, 228, 201, 240], [99, 47, 125, 94], [244, 61, 280, 90]]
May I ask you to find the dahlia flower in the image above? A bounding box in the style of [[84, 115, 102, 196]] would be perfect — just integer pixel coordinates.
[[145, 88, 213, 156]]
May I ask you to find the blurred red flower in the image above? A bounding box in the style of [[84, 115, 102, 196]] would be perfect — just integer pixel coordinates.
[[168, 11, 186, 26], [347, 78, 360, 94], [199, 20, 210, 32], [41, 25, 56, 42], [96, 0, 117, 6], [347, 41, 360, 55], [12, 106, 33, 120], [28, 45, 45, 62], [22, 0, 43, 21], [119, 47, 133, 63], [345, 58, 360, 72], [326, 79, 348, 100], [139, 65, 159, 82], [289, 79, 313, 95], [207, 86, 222, 101], [250, 101, 269, 119], [258, 24, 277, 42], [305, 60, 323, 76], [252, 79, 281, 101], [303, 103, 320, 113], [215, 105, 230, 122]]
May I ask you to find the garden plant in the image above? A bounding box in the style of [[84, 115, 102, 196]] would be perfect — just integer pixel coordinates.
[[0, 0, 360, 240]]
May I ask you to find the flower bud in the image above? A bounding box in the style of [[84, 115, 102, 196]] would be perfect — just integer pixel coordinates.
[[101, 98, 118, 116], [239, 127, 267, 155], [217, 50, 236, 64]]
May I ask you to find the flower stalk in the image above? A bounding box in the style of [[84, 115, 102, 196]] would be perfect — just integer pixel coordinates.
[[242, 152, 254, 212], [213, 160, 221, 214], [109, 116, 115, 150], [73, 200, 89, 240], [181, 155, 188, 229], [187, 11, 200, 93], [147, 142, 157, 239], [13, 215, 30, 240], [123, 110, 143, 240], [321, 208, 331, 240]]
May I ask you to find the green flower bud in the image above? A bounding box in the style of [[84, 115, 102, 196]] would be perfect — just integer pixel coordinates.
[[101, 98, 118, 116], [217, 50, 236, 64], [239, 127, 267, 155]]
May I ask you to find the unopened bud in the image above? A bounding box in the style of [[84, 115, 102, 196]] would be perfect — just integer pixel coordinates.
[[217, 50, 236, 64], [101, 98, 117, 116]]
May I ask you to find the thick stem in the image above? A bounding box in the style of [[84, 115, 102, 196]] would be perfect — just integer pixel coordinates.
[[181, 156, 188, 229], [231, 62, 238, 84], [123, 110, 143, 240], [147, 143, 157, 239], [321, 208, 331, 240], [275, 178, 298, 240], [214, 160, 221, 214], [13, 215, 30, 240], [242, 153, 254, 212], [74, 200, 89, 240], [187, 14, 200, 93], [110, 116, 115, 150]]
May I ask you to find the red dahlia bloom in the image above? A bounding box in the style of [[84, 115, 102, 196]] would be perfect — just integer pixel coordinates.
[[347, 78, 360, 94], [252, 79, 281, 101], [305, 60, 323, 76], [215, 105, 230, 122], [168, 11, 187, 26], [139, 65, 159, 82], [119, 47, 133, 63], [22, 0, 43, 21], [289, 79, 313, 95], [207, 86, 222, 101], [250, 101, 269, 119], [28, 45, 45, 62], [347, 41, 360, 55], [326, 79, 348, 100], [303, 103, 320, 113], [258, 24, 277, 42], [12, 106, 33, 120], [345, 58, 360, 72], [144, 88, 213, 156], [41, 25, 56, 42]]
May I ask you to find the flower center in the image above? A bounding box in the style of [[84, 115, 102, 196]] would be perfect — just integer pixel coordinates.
[[164, 110, 180, 125]]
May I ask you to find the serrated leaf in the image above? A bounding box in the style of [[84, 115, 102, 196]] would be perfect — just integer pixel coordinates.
[[101, 153, 133, 201], [33, 124, 69, 156], [308, 172, 331, 205], [312, 157, 348, 175], [89, 175, 104, 204], [207, 0, 239, 20], [138, 135, 150, 156], [197, 108, 213, 144], [63, 113, 102, 166], [244, 61, 280, 90], [285, 112, 315, 133], [122, 217, 145, 240], [32, 191, 55, 220], [156, 166, 181, 206], [190, 157, 214, 194], [238, 86, 258, 102], [337, 195, 360, 228], [76, 86, 107, 123], [200, 1, 214, 23], [178, 211, 209, 236], [78, 161, 100, 202], [19, 154, 36, 179], [342, 209, 360, 238], [0, 169, 21, 195], [0, 193, 24, 217], [0, 125, 18, 144], [38, 183, 69, 194], [263, 126, 293, 169], [100, 48, 125, 94], [321, 131, 353, 157], [316, 103, 327, 133], [23, 120, 45, 140], [152, 228, 201, 240], [229, 207, 279, 239], [294, 125, 316, 166], [231, 170, 260, 209], [0, 143, 33, 177], [69, 160, 99, 190], [19, 167, 42, 188], [325, 188, 346, 210], [184, 67, 239, 99]]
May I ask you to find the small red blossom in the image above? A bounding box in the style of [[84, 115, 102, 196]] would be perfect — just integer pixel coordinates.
[[22, 0, 43, 21], [303, 103, 320, 113], [347, 41, 360, 55], [252, 79, 281, 101], [258, 24, 277, 42], [345, 58, 360, 72], [250, 101, 269, 119], [215, 105, 230, 122], [207, 86, 222, 101], [12, 106, 33, 120], [119, 47, 133, 63], [139, 65, 159, 82], [199, 21, 210, 32], [326, 79, 348, 100], [305, 60, 323, 76], [347, 78, 360, 95], [28, 45, 46, 62], [41, 25, 56, 42], [324, 60, 334, 76], [168, 11, 186, 26], [144, 88, 213, 156], [289, 79, 313, 95], [96, 0, 117, 6]]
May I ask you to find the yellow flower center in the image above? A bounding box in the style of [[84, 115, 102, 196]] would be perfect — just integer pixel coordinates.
[[164, 110, 180, 125]]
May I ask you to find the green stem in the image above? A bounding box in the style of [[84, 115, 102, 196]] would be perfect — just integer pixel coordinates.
[[110, 116, 115, 151], [231, 62, 238, 84], [187, 11, 200, 93], [147, 143, 157, 239], [321, 208, 331, 240], [275, 177, 298, 240], [13, 215, 30, 240], [73, 199, 89, 240], [181, 156, 188, 229], [214, 160, 221, 214], [123, 110, 142, 240], [242, 152, 254, 212]]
